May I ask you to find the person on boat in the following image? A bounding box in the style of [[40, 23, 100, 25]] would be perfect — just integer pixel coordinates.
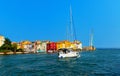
[[63, 49, 66, 54]]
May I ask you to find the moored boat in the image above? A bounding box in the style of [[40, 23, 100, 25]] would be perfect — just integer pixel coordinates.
[[36, 49, 45, 53], [58, 48, 80, 58]]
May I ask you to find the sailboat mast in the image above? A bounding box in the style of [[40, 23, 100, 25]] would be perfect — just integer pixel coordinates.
[[66, 24, 70, 41], [70, 5, 74, 41], [70, 5, 77, 42], [90, 30, 93, 47]]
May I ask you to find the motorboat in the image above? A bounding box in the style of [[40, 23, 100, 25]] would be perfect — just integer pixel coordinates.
[[58, 48, 80, 58]]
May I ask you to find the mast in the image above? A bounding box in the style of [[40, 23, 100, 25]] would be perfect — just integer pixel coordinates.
[[66, 24, 70, 41], [70, 5, 77, 41], [65, 4, 77, 42], [90, 30, 93, 47], [70, 5, 74, 41]]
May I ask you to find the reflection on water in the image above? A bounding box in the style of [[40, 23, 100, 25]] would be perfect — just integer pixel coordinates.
[[0, 49, 120, 76], [58, 57, 78, 61]]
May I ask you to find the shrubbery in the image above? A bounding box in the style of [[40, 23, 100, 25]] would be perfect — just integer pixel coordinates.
[[0, 38, 24, 52]]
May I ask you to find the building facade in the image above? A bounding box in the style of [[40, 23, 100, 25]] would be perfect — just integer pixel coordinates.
[[0, 36, 5, 47], [47, 42, 57, 53]]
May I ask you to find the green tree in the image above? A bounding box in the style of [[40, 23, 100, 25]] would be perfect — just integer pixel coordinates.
[[0, 38, 12, 52], [4, 38, 11, 45], [11, 43, 17, 53], [16, 48, 24, 52]]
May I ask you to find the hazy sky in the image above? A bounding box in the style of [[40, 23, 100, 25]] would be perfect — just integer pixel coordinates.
[[0, 0, 120, 48]]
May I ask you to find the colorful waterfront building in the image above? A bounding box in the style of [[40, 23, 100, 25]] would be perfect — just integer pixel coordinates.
[[39, 41, 50, 53], [71, 40, 82, 50], [35, 40, 41, 50], [47, 42, 57, 53], [0, 35, 5, 47], [34, 40, 46, 53], [56, 40, 82, 51], [56, 40, 72, 50], [64, 40, 71, 49], [16, 42, 22, 49], [56, 41, 65, 50], [20, 40, 32, 52]]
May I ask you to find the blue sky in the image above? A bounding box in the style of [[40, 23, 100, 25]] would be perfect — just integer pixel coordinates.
[[0, 0, 120, 48]]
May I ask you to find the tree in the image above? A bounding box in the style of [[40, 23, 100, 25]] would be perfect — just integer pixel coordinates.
[[16, 48, 24, 52], [4, 38, 11, 45], [11, 43, 17, 53], [0, 38, 12, 52]]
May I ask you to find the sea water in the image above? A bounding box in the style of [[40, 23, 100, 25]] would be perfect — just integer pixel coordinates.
[[0, 49, 120, 76]]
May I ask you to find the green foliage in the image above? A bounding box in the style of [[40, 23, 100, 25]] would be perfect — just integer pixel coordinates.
[[0, 50, 11, 52], [0, 44, 11, 50], [11, 43, 17, 52], [0, 37, 24, 53], [16, 48, 24, 52], [0, 38, 12, 52], [4, 38, 11, 45]]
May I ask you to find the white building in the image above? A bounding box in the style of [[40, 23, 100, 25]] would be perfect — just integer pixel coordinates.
[[77, 43, 82, 50], [73, 40, 82, 50], [35, 40, 50, 52], [0, 36, 5, 47]]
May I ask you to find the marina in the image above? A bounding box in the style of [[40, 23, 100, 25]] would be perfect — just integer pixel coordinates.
[[0, 0, 120, 76]]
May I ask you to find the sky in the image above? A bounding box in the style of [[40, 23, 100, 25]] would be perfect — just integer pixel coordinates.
[[0, 0, 120, 48]]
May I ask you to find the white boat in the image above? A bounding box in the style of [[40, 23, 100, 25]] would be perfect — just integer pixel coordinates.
[[58, 48, 80, 58], [58, 5, 80, 58]]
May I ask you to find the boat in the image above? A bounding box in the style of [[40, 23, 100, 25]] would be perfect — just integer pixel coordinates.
[[36, 49, 45, 53], [89, 30, 96, 51], [58, 48, 80, 58], [47, 50, 54, 53], [82, 30, 96, 51], [58, 5, 80, 58]]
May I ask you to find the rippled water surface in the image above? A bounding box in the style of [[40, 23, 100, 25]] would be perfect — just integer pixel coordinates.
[[0, 49, 120, 76]]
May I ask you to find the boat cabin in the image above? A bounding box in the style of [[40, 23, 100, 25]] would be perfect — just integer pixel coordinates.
[[58, 48, 72, 54]]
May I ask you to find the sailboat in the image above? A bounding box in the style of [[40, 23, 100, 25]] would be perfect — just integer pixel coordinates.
[[89, 30, 96, 51], [58, 5, 80, 58]]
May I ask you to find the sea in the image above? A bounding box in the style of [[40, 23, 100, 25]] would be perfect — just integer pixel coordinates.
[[0, 49, 120, 76]]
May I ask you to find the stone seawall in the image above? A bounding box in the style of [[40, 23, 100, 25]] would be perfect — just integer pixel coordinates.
[[0, 52, 29, 55]]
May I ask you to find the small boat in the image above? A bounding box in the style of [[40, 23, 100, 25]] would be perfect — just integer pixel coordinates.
[[36, 49, 45, 53], [47, 50, 54, 53], [58, 48, 80, 58]]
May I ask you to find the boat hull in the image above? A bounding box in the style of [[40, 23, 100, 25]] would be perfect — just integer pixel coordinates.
[[37, 50, 45, 53], [58, 51, 80, 58]]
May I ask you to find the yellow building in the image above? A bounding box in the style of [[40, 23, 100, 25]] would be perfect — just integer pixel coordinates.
[[57, 42, 65, 50], [70, 43, 76, 50], [64, 40, 71, 48], [17, 43, 21, 49], [21, 40, 32, 45], [11, 42, 21, 49], [56, 40, 72, 50], [0, 36, 5, 47], [71, 40, 82, 50], [20, 40, 32, 49]]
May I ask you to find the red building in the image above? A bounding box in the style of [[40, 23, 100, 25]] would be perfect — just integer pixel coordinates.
[[47, 42, 57, 53]]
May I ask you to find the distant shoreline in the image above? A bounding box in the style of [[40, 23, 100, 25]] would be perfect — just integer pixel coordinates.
[[0, 52, 30, 55]]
